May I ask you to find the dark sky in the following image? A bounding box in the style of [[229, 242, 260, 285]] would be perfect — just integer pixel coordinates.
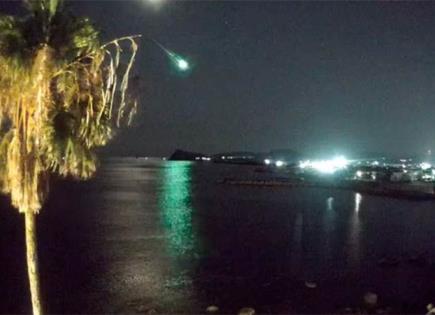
[[3, 1, 435, 157]]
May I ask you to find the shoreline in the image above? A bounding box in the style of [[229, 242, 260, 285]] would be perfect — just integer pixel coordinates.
[[218, 177, 435, 200]]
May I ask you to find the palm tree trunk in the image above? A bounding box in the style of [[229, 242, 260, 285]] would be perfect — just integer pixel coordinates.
[[25, 211, 42, 315]]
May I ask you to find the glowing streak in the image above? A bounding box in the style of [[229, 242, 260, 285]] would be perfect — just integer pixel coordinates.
[[149, 38, 190, 71]]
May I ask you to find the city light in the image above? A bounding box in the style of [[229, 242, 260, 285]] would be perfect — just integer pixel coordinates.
[[332, 156, 349, 168], [275, 160, 285, 167], [299, 156, 349, 174], [312, 160, 336, 174], [264, 159, 271, 165], [299, 160, 311, 169], [420, 162, 431, 170]]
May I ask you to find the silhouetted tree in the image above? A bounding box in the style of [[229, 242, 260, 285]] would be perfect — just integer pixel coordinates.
[[0, 1, 139, 313]]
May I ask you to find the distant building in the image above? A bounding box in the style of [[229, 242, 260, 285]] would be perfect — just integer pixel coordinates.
[[390, 169, 421, 182]]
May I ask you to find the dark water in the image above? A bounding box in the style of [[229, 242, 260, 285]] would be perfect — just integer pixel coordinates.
[[1, 159, 435, 314]]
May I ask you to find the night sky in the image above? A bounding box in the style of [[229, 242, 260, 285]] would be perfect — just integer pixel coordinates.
[[3, 1, 435, 157]]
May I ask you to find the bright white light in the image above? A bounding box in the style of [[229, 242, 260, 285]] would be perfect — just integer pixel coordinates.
[[275, 160, 285, 167], [421, 162, 431, 170], [177, 59, 189, 70], [356, 170, 363, 178], [332, 156, 349, 168], [313, 156, 349, 174], [264, 159, 271, 165], [372, 161, 379, 166], [298, 156, 349, 174], [299, 160, 311, 169], [312, 160, 336, 174], [422, 173, 432, 180]]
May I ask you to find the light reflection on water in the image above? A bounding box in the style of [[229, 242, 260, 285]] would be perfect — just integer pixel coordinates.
[[72, 161, 435, 313], [322, 195, 338, 267], [326, 196, 334, 211], [159, 161, 196, 256], [348, 193, 362, 269], [157, 162, 200, 305], [355, 193, 362, 213], [3, 159, 434, 314]]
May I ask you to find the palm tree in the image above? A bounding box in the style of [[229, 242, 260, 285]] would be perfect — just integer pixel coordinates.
[[0, 1, 139, 314]]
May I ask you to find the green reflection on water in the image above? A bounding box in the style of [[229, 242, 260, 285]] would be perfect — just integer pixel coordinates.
[[159, 162, 195, 256]]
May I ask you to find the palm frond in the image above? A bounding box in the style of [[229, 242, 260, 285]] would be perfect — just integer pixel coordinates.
[[0, 0, 140, 213]]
